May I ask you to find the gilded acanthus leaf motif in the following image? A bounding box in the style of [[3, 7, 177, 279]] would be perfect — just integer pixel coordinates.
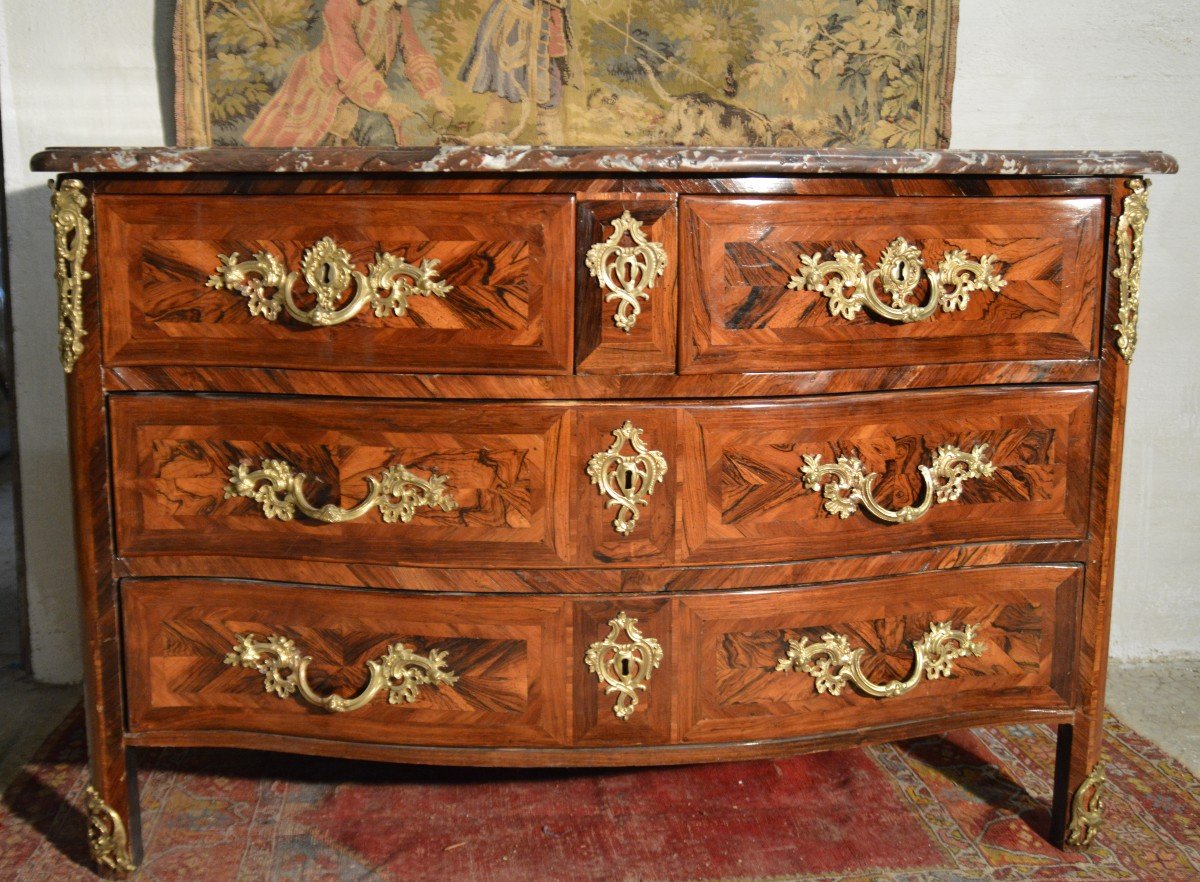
[[1066, 765, 1107, 848], [225, 632, 458, 713], [207, 236, 451, 327], [225, 457, 457, 524], [789, 237, 1006, 323], [84, 785, 136, 873], [800, 444, 995, 524], [775, 621, 986, 699], [1113, 179, 1150, 363], [50, 179, 92, 373]]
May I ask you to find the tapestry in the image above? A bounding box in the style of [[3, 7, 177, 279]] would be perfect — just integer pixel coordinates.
[[174, 0, 958, 148]]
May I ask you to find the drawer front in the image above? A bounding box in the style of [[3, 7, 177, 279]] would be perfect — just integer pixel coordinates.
[[111, 396, 571, 568], [680, 196, 1104, 372], [678, 385, 1095, 566], [96, 194, 574, 373], [123, 579, 572, 747], [675, 565, 1079, 745]]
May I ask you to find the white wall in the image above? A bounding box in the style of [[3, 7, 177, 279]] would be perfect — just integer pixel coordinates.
[[1, 2, 165, 682], [1, 1, 1196, 682]]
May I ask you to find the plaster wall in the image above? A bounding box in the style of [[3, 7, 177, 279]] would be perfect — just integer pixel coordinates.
[[0, 0, 1196, 681]]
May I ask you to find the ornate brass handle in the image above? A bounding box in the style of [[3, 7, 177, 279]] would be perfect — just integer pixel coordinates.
[[225, 633, 458, 713], [225, 457, 457, 524], [207, 236, 451, 327], [585, 210, 667, 332], [587, 421, 668, 536], [801, 444, 995, 524], [775, 621, 986, 699], [585, 612, 663, 720], [789, 237, 1005, 323]]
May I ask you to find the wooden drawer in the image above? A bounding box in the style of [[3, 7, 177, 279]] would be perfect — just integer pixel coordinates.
[[111, 396, 572, 568], [123, 579, 572, 747], [113, 386, 1094, 572], [675, 565, 1079, 745], [94, 194, 574, 373], [676, 385, 1095, 566], [680, 196, 1104, 372], [122, 566, 1077, 752]]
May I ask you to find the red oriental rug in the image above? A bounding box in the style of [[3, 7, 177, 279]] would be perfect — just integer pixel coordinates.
[[3, 710, 1199, 881]]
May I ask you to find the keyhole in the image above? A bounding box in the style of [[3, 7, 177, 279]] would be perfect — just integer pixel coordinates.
[[321, 264, 333, 285], [894, 262, 907, 283], [624, 468, 634, 491], [620, 657, 631, 677]]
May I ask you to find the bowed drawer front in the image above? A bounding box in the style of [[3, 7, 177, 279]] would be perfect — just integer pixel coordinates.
[[112, 385, 1093, 572], [122, 579, 573, 748], [42, 150, 1174, 872], [680, 196, 1105, 372], [678, 385, 1095, 566], [110, 396, 573, 568], [94, 194, 574, 373], [675, 565, 1079, 745]]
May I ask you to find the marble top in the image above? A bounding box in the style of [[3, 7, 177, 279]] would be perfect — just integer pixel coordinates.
[[31, 146, 1178, 176]]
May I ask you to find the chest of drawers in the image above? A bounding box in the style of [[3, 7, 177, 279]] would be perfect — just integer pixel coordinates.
[[33, 146, 1176, 875]]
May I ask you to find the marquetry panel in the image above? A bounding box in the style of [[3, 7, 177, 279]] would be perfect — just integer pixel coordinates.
[[575, 199, 678, 374], [680, 196, 1104, 372], [572, 598, 674, 746], [95, 194, 574, 373], [679, 385, 1095, 566], [111, 396, 571, 569], [123, 579, 572, 747], [676, 565, 1079, 744]]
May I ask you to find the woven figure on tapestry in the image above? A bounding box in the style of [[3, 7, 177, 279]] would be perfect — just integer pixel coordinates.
[[242, 0, 456, 146], [175, 0, 959, 148], [458, 0, 571, 142]]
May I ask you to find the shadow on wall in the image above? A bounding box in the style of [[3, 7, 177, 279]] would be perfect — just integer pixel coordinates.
[[5, 180, 78, 680], [153, 0, 176, 145]]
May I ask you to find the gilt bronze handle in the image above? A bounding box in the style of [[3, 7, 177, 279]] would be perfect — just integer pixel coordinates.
[[225, 457, 457, 524], [207, 236, 451, 327], [776, 621, 986, 699], [789, 237, 1005, 323], [800, 443, 995, 524], [225, 633, 458, 713]]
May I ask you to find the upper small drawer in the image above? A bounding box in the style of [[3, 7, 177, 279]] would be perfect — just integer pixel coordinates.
[[680, 196, 1104, 373], [94, 194, 574, 373]]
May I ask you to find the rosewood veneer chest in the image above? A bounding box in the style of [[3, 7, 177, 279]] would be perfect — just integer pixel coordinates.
[[33, 146, 1176, 875]]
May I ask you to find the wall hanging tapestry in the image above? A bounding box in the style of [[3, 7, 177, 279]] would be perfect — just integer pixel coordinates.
[[174, 0, 958, 148]]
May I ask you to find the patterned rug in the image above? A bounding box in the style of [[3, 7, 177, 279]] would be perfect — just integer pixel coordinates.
[[2, 710, 1198, 881]]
